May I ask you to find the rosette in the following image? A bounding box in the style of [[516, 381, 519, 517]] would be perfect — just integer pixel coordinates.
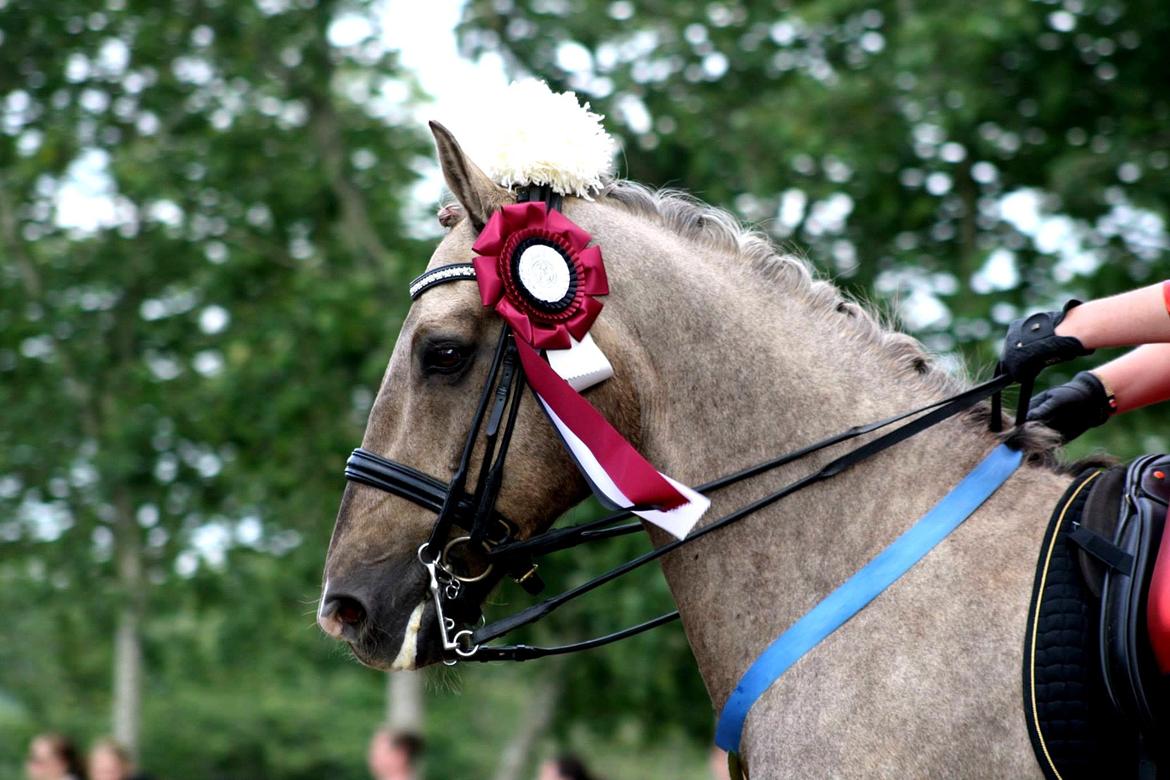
[[472, 201, 609, 350]]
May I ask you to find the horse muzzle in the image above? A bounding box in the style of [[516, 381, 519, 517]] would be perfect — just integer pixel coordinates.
[[317, 564, 448, 670]]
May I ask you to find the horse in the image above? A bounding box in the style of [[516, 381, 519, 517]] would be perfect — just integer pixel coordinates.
[[318, 122, 1081, 777]]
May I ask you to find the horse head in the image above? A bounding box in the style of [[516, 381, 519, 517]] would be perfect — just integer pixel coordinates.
[[317, 123, 651, 669]]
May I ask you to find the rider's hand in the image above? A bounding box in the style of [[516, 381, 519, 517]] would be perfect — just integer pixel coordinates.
[[1026, 371, 1116, 443], [1001, 301, 1094, 381]]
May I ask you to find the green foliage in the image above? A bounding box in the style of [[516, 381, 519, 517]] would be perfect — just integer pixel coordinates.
[[461, 0, 1170, 457], [0, 1, 713, 776], [2, 0, 1169, 777], [0, 0, 429, 776]]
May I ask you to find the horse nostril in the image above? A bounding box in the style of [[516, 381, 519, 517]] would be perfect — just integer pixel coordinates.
[[318, 592, 368, 640], [334, 596, 366, 627]]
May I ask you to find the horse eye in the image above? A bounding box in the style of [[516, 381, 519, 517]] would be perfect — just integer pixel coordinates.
[[423, 343, 471, 375]]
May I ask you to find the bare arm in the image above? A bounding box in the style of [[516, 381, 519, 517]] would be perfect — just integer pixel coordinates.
[[1020, 281, 1170, 439], [1055, 281, 1170, 348], [1092, 343, 1170, 413]]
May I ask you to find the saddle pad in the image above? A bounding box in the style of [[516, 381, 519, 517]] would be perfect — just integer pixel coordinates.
[[1023, 469, 1139, 780]]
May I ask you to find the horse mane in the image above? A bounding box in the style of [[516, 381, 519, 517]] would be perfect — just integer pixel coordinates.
[[597, 179, 1079, 468]]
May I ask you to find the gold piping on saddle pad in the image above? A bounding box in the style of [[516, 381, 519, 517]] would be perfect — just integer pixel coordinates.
[[1026, 470, 1103, 780]]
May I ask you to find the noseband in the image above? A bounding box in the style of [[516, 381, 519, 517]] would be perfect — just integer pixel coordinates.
[[344, 187, 1018, 664]]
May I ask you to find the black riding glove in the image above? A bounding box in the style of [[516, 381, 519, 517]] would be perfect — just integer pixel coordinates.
[[1001, 301, 1093, 381], [1026, 371, 1116, 443]]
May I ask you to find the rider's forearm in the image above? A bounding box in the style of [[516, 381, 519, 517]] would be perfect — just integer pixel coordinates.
[[1055, 281, 1170, 349], [1092, 343, 1170, 413]]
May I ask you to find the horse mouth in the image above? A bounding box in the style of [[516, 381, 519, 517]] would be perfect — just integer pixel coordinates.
[[347, 600, 445, 670]]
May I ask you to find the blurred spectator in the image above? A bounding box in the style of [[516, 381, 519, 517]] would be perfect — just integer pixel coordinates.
[[87, 739, 153, 780], [537, 754, 596, 780], [25, 733, 86, 780], [708, 746, 731, 780], [368, 726, 424, 780]]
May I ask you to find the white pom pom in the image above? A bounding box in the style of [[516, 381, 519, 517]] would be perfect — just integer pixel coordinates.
[[440, 79, 617, 199]]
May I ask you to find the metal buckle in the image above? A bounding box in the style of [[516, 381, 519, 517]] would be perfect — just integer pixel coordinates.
[[513, 563, 539, 585], [440, 535, 494, 583], [482, 516, 515, 547]]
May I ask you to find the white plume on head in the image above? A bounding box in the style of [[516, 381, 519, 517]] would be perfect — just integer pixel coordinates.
[[440, 79, 618, 199]]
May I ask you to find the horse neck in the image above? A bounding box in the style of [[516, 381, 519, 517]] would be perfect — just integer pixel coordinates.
[[606, 218, 1004, 708]]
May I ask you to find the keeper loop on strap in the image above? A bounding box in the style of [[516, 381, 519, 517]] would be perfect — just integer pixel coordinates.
[[1069, 524, 1135, 575], [1015, 375, 1035, 428]]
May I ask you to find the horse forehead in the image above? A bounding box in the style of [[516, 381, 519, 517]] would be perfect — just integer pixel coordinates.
[[404, 283, 483, 338], [396, 221, 485, 332], [426, 217, 477, 269]]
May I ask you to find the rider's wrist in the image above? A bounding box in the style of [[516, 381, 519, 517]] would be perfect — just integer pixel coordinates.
[[1053, 299, 1087, 343], [1086, 370, 1118, 416]]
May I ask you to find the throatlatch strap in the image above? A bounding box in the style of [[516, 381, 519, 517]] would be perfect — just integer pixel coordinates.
[[714, 443, 1024, 754]]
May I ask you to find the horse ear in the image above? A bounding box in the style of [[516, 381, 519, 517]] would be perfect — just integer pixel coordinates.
[[429, 121, 510, 232]]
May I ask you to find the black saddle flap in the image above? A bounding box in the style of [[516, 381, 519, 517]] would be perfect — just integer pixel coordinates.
[[1098, 454, 1170, 738], [1079, 466, 1126, 597]]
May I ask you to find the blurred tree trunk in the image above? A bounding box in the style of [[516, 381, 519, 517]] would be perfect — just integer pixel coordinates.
[[112, 487, 144, 758], [492, 672, 561, 780], [386, 671, 423, 730]]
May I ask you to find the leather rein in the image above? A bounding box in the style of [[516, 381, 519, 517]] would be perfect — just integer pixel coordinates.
[[344, 190, 1021, 665]]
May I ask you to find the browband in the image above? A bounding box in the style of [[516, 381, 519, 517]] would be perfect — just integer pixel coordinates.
[[410, 263, 477, 300]]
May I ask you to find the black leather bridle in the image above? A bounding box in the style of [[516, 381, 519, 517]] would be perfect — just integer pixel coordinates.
[[343, 187, 1018, 664]]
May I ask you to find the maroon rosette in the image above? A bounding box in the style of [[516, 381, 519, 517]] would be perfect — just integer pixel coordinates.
[[472, 201, 609, 350]]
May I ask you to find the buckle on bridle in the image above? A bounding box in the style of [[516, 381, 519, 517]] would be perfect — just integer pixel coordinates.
[[440, 535, 494, 583]]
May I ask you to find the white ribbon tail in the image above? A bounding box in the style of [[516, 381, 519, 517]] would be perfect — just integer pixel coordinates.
[[538, 397, 710, 539], [545, 333, 613, 391]]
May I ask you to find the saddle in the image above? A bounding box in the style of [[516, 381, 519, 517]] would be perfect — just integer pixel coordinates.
[[1024, 454, 1170, 779]]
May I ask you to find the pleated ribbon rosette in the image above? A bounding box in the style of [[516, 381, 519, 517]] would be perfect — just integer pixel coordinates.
[[472, 202, 709, 538]]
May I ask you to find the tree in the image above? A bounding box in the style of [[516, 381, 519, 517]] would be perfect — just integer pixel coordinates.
[[460, 0, 1170, 460], [0, 0, 426, 760], [3, 2, 1168, 776]]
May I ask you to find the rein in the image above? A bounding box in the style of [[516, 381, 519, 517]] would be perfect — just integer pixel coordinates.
[[346, 358, 1015, 662]]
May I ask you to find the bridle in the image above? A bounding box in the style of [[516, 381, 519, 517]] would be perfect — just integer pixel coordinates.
[[343, 187, 1020, 664]]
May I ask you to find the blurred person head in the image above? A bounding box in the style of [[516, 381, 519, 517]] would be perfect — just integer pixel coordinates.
[[87, 739, 132, 780], [708, 746, 731, 780], [25, 733, 85, 780], [367, 727, 424, 780], [537, 754, 596, 780]]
